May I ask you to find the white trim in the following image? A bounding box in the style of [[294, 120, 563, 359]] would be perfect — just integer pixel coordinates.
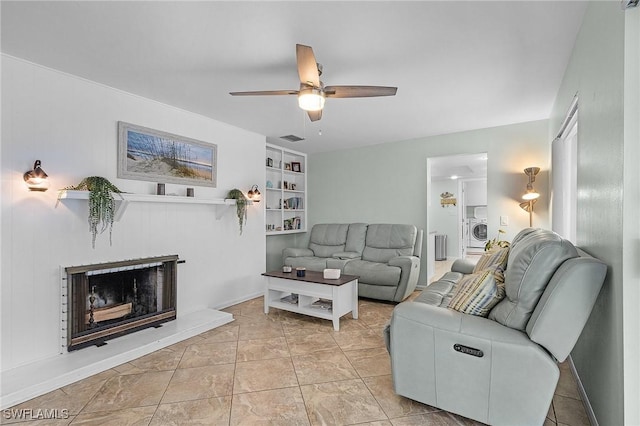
[[568, 355, 599, 426]]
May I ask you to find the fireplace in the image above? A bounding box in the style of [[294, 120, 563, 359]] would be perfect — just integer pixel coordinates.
[[63, 255, 178, 351]]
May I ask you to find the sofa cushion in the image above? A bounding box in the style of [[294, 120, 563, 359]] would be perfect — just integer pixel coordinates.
[[308, 224, 349, 258], [362, 224, 417, 263], [489, 229, 578, 331], [345, 223, 368, 254], [414, 272, 464, 306], [448, 269, 506, 317], [472, 247, 509, 273], [343, 260, 401, 286]]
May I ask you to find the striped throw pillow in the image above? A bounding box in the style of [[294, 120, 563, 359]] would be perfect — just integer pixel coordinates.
[[473, 247, 509, 273], [448, 268, 506, 317]]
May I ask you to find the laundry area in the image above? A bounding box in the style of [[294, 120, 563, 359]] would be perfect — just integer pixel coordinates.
[[426, 154, 488, 282], [463, 180, 488, 254]]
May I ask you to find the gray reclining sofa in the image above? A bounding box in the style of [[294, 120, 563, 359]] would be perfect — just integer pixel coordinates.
[[283, 223, 423, 302], [384, 228, 607, 425]]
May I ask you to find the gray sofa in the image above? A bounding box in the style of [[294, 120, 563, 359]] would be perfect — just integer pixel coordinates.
[[283, 223, 423, 302], [384, 228, 607, 425]]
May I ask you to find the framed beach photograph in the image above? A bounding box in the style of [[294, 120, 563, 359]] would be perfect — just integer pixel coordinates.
[[118, 122, 217, 187], [291, 162, 301, 173]]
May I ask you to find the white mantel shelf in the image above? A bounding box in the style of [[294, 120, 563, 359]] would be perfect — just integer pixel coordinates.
[[57, 190, 251, 221]]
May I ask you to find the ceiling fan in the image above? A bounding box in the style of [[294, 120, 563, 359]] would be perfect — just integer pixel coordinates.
[[229, 44, 397, 122]]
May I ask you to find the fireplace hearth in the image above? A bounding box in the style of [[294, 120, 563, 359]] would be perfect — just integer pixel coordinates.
[[63, 255, 178, 351]]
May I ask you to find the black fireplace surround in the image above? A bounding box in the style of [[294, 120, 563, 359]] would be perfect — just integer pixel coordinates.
[[64, 255, 178, 351]]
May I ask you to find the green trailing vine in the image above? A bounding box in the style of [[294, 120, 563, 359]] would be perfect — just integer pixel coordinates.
[[58, 176, 123, 248], [226, 188, 248, 235]]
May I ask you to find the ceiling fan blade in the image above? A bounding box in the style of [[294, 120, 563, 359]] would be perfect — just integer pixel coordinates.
[[324, 85, 397, 98], [307, 109, 322, 122], [296, 44, 320, 87], [229, 90, 298, 96]]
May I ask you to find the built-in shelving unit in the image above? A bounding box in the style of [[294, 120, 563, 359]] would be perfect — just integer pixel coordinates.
[[265, 143, 307, 235], [57, 190, 250, 221]]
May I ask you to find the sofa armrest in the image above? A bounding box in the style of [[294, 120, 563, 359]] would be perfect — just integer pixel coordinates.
[[282, 247, 314, 259], [389, 302, 559, 425], [388, 256, 421, 301], [332, 251, 361, 260], [451, 258, 477, 274]]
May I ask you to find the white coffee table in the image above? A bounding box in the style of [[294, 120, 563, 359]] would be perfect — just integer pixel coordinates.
[[262, 270, 359, 331]]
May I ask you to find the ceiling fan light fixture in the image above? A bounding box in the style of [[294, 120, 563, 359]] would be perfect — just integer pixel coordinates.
[[298, 88, 325, 112]]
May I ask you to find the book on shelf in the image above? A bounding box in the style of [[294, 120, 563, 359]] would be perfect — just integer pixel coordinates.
[[283, 197, 303, 210], [283, 216, 302, 230], [310, 299, 332, 311], [280, 294, 299, 304]]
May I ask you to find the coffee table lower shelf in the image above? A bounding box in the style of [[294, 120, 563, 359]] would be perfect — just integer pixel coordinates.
[[262, 271, 359, 331]]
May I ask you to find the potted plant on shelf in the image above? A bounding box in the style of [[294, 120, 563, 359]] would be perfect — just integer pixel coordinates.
[[226, 188, 248, 235], [58, 176, 123, 248]]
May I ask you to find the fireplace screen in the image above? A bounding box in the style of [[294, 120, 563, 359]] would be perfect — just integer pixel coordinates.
[[64, 255, 178, 351]]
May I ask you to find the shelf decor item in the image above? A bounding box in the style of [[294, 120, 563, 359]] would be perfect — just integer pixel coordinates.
[[226, 188, 248, 235], [58, 176, 123, 248]]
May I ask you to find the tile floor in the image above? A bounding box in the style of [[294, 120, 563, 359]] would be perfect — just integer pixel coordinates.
[[3, 291, 590, 425]]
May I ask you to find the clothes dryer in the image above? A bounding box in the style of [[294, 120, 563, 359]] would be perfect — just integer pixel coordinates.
[[467, 218, 487, 248]]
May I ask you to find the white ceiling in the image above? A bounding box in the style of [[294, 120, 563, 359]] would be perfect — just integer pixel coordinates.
[[1, 1, 586, 154], [430, 153, 487, 181]]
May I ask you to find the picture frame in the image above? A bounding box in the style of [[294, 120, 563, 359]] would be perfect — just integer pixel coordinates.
[[291, 162, 301, 173], [118, 121, 217, 187], [284, 162, 292, 171], [266, 157, 273, 167]]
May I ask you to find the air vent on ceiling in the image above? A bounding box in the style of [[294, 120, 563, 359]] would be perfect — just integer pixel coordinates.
[[280, 134, 305, 142]]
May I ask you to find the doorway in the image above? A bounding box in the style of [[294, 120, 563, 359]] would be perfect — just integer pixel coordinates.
[[426, 153, 487, 282]]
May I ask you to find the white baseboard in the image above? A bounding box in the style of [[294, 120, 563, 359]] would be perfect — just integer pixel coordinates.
[[568, 355, 599, 426], [214, 290, 264, 310], [0, 308, 232, 410]]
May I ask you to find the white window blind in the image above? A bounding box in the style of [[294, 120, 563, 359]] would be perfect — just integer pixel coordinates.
[[551, 97, 578, 243]]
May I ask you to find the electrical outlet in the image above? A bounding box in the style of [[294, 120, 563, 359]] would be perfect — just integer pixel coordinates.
[[500, 215, 509, 226]]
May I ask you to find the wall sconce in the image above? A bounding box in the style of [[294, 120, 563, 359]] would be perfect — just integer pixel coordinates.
[[23, 160, 49, 192], [247, 185, 261, 202], [519, 166, 540, 227]]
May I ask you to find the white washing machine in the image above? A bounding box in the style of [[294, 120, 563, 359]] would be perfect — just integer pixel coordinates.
[[467, 218, 488, 248]]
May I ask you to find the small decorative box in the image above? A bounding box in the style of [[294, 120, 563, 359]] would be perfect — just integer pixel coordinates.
[[323, 269, 341, 279]]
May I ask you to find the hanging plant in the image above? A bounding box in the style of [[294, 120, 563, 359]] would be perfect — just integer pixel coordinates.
[[58, 176, 123, 248], [226, 188, 248, 235]]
